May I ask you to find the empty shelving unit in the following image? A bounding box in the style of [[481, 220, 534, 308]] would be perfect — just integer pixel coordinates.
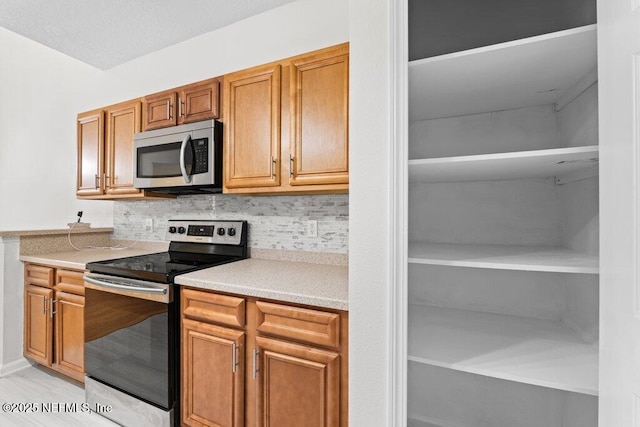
[[407, 1, 599, 425]]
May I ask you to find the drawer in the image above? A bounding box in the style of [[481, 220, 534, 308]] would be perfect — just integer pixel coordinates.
[[56, 269, 85, 296], [255, 301, 340, 349], [24, 264, 54, 288], [181, 288, 245, 328]]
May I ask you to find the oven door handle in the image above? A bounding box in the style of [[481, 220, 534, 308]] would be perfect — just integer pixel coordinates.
[[84, 276, 167, 295], [179, 134, 192, 184]]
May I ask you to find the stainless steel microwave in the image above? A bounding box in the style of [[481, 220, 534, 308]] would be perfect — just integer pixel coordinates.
[[133, 119, 222, 194]]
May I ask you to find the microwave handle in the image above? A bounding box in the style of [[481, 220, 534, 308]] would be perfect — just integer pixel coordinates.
[[179, 134, 192, 184]]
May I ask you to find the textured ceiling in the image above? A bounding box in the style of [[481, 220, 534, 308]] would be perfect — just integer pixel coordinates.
[[0, 0, 296, 70]]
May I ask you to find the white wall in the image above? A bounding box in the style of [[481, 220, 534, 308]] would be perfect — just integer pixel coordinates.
[[0, 0, 349, 231], [0, 236, 30, 375], [409, 105, 561, 159], [75, 0, 349, 111], [0, 27, 112, 230], [349, 0, 396, 424]]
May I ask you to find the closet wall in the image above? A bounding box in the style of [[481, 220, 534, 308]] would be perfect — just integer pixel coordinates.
[[407, 1, 599, 425]]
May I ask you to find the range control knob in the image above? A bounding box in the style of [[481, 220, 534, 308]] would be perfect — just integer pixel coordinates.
[[177, 226, 186, 234], [168, 226, 177, 234], [217, 227, 226, 236], [227, 228, 236, 237]]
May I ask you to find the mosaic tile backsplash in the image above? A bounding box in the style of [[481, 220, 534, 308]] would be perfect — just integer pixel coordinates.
[[113, 194, 349, 253]]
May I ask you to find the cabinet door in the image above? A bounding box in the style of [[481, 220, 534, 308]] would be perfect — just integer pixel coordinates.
[[76, 110, 105, 196], [182, 318, 245, 427], [224, 64, 282, 189], [143, 90, 177, 131], [289, 45, 349, 186], [54, 291, 85, 382], [254, 336, 340, 427], [105, 100, 142, 196], [180, 79, 220, 124], [24, 285, 53, 366]]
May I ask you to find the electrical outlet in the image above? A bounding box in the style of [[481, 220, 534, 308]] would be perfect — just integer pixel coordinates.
[[145, 218, 154, 233], [306, 220, 318, 238]]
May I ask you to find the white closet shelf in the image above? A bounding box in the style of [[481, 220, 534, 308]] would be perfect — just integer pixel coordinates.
[[408, 305, 599, 396], [408, 242, 598, 274], [409, 25, 597, 121], [408, 418, 446, 427], [409, 146, 599, 183]]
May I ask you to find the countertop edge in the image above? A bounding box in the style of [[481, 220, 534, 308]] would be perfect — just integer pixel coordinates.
[[176, 277, 349, 311], [19, 255, 86, 271], [175, 258, 349, 311], [1, 227, 114, 237]]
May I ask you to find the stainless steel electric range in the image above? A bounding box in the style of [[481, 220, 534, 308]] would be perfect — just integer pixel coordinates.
[[83, 219, 248, 427]]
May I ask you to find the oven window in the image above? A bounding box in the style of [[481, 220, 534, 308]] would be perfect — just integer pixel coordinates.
[[137, 142, 193, 178], [84, 288, 176, 410]]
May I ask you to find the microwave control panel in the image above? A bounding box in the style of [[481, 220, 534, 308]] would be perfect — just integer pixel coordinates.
[[192, 138, 208, 174]]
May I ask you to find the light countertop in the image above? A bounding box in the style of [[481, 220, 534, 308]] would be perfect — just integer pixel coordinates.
[[20, 246, 166, 271], [20, 248, 349, 310], [176, 258, 348, 311]]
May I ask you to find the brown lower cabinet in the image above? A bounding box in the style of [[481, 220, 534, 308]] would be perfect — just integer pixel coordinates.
[[181, 287, 348, 427], [23, 263, 85, 383]]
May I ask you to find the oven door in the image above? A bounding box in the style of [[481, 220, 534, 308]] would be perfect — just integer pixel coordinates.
[[83, 273, 177, 411]]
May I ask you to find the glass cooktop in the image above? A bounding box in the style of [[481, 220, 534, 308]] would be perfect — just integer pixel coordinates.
[[86, 252, 241, 284]]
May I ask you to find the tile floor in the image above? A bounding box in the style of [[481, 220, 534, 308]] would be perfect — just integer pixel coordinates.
[[0, 366, 117, 426]]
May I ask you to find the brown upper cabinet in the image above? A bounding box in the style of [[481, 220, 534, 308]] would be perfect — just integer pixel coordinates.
[[76, 110, 104, 198], [76, 99, 171, 200], [143, 78, 220, 131], [75, 45, 346, 199], [224, 64, 282, 190], [223, 43, 349, 195]]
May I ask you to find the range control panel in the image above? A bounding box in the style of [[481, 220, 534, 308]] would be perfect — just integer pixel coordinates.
[[166, 220, 246, 245]]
